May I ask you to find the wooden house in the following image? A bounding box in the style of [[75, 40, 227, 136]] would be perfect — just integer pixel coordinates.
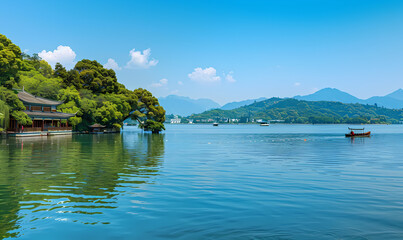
[[7, 90, 75, 136]]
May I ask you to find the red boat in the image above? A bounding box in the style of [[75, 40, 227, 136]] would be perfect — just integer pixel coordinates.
[[345, 127, 371, 137]]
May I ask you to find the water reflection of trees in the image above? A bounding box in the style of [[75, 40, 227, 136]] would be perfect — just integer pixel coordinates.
[[0, 133, 164, 239]]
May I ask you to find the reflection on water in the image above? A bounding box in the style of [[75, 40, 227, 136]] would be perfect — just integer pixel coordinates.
[[348, 136, 370, 144], [0, 133, 164, 239], [2, 124, 403, 239]]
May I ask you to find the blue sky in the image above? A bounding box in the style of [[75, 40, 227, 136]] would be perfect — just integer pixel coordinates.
[[1, 0, 403, 104]]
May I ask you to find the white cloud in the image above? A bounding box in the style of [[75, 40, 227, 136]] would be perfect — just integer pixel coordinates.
[[188, 67, 221, 83], [126, 48, 158, 69], [225, 71, 236, 83], [294, 82, 301, 87], [151, 78, 168, 88], [38, 45, 76, 69], [178, 81, 183, 85], [160, 78, 168, 84], [104, 58, 121, 71]]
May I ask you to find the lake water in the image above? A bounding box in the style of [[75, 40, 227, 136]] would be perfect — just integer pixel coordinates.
[[1, 124, 403, 239]]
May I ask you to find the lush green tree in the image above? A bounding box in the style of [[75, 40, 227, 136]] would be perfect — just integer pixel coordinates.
[[131, 88, 165, 133], [37, 60, 53, 78], [66, 69, 82, 89], [94, 101, 123, 128], [68, 116, 82, 128], [104, 94, 133, 117], [74, 59, 119, 94], [80, 98, 97, 119], [78, 89, 93, 99], [0, 34, 23, 88], [58, 101, 81, 115], [10, 111, 32, 126], [53, 62, 67, 80], [19, 70, 62, 100], [58, 86, 81, 104], [0, 87, 25, 111], [0, 100, 9, 131], [21, 53, 40, 68]]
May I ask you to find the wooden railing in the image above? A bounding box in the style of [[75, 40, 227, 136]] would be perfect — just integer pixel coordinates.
[[8, 127, 72, 132], [7, 127, 42, 133], [26, 127, 42, 132], [47, 127, 72, 131]]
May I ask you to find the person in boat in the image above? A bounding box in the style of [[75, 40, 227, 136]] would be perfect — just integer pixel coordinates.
[[350, 131, 354, 135]]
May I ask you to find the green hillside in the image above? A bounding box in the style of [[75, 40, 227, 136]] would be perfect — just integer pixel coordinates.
[[190, 98, 403, 124], [0, 34, 165, 133]]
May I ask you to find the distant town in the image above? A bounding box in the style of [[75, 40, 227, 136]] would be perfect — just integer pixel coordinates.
[[165, 114, 283, 124]]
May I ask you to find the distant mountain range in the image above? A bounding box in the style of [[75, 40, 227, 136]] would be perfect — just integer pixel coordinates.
[[159, 96, 268, 116], [386, 88, 403, 101], [221, 97, 267, 110], [158, 95, 221, 116], [160, 88, 403, 116], [294, 88, 403, 109]]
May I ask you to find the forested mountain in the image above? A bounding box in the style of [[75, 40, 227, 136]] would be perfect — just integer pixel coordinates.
[[294, 88, 362, 104], [364, 96, 403, 109], [0, 34, 165, 133], [294, 88, 403, 109], [158, 95, 220, 116], [221, 97, 267, 110], [191, 98, 403, 124]]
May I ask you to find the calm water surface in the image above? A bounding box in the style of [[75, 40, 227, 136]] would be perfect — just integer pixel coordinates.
[[1, 124, 403, 239]]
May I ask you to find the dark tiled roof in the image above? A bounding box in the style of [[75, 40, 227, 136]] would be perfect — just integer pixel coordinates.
[[89, 124, 106, 128], [23, 110, 75, 119], [18, 91, 63, 106]]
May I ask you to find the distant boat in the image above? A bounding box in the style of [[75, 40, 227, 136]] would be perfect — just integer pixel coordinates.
[[345, 127, 371, 137], [213, 123, 219, 126], [260, 122, 269, 126]]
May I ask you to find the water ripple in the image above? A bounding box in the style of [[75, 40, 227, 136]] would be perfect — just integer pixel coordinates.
[[1, 125, 403, 239]]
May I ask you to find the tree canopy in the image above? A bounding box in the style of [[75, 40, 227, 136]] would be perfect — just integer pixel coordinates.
[[0, 99, 9, 131], [0, 34, 24, 88], [131, 88, 166, 133], [0, 34, 165, 133]]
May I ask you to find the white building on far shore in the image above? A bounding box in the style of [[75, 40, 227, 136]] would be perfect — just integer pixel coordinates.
[[170, 115, 181, 124]]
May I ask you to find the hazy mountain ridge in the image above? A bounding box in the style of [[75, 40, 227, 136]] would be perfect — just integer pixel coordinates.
[[158, 95, 221, 116], [385, 89, 403, 101], [294, 88, 403, 109], [294, 88, 363, 103], [221, 97, 267, 110], [161, 88, 403, 117], [159, 95, 269, 116]]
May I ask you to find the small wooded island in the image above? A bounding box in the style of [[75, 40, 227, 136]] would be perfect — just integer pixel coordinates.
[[0, 34, 166, 135]]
